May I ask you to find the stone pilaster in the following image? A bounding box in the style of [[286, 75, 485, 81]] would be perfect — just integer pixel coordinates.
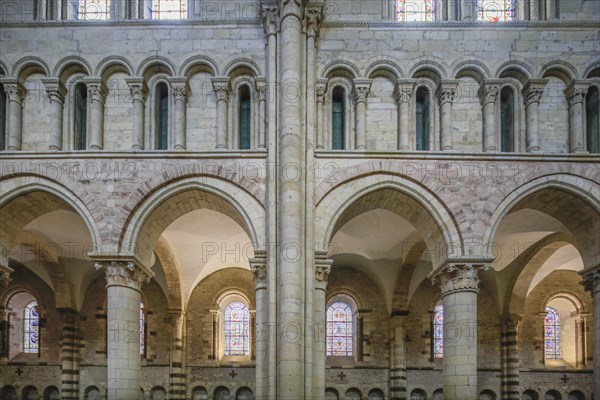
[[500, 314, 521, 400], [389, 314, 408, 400], [2, 78, 25, 151], [565, 81, 589, 153], [83, 78, 107, 150], [522, 79, 548, 153], [211, 77, 230, 149], [436, 80, 459, 151], [395, 79, 415, 151], [42, 78, 66, 151], [429, 260, 491, 400], [167, 310, 186, 400], [478, 80, 501, 152], [58, 308, 82, 400], [580, 266, 600, 396], [94, 259, 153, 400], [313, 251, 332, 400], [353, 78, 372, 150], [250, 250, 268, 400], [316, 78, 328, 150], [126, 77, 148, 150], [169, 77, 188, 150]]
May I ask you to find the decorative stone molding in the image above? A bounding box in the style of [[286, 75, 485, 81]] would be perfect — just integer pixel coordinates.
[[94, 261, 151, 290], [41, 78, 66, 105], [478, 80, 502, 106], [261, 1, 279, 36], [255, 77, 267, 102], [436, 80, 459, 106], [1, 78, 25, 103], [125, 77, 148, 103], [305, 3, 324, 39], [564, 80, 589, 107], [522, 79, 549, 106], [353, 78, 372, 104], [429, 260, 492, 296], [315, 251, 333, 285], [211, 77, 230, 103], [316, 78, 328, 103], [580, 266, 600, 294], [169, 77, 189, 103], [250, 250, 268, 285], [394, 79, 416, 104], [83, 78, 108, 104]]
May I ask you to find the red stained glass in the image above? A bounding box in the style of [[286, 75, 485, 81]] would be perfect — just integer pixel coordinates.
[[24, 301, 39, 353], [433, 304, 443, 358], [224, 302, 249, 356], [326, 302, 353, 356], [478, 0, 515, 22], [396, 0, 435, 22], [544, 306, 561, 359]]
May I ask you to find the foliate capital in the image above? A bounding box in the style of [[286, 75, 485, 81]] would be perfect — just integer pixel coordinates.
[[211, 77, 230, 102], [94, 261, 151, 290], [83, 78, 107, 104], [353, 79, 372, 104], [564, 80, 590, 107], [580, 265, 600, 295], [261, 2, 279, 36], [436, 80, 459, 106], [305, 4, 324, 39], [250, 250, 268, 285], [522, 79, 549, 106], [41, 78, 66, 105], [126, 77, 148, 103], [315, 251, 333, 285], [169, 77, 189, 103], [394, 79, 416, 104], [430, 260, 491, 296], [316, 78, 328, 103], [478, 80, 502, 106], [255, 77, 267, 102], [2, 78, 25, 103]]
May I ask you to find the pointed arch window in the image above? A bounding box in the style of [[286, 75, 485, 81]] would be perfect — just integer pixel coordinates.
[[416, 87, 430, 150], [239, 85, 251, 150], [396, 0, 435, 22], [224, 301, 249, 356], [77, 0, 110, 20], [151, 0, 187, 19], [24, 301, 39, 354], [477, 0, 515, 21], [500, 87, 515, 152], [155, 83, 169, 150], [140, 302, 145, 355], [586, 86, 599, 153], [0, 84, 6, 150], [332, 87, 345, 150], [326, 301, 353, 356], [74, 83, 88, 150], [544, 306, 561, 359], [433, 303, 443, 358]]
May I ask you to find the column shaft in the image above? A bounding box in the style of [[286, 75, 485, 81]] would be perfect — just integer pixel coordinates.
[[529, 0, 539, 20], [251, 252, 268, 399], [522, 80, 547, 153], [84, 79, 107, 150], [479, 82, 500, 152], [353, 79, 371, 150], [581, 269, 600, 395], [396, 80, 414, 151], [437, 81, 458, 151], [169, 311, 186, 400], [316, 79, 327, 150], [4, 81, 25, 151], [60, 309, 81, 400], [256, 78, 267, 149], [212, 77, 229, 149], [126, 78, 147, 150], [565, 82, 588, 153], [389, 317, 407, 400], [170, 78, 188, 150], [501, 315, 520, 400], [314, 254, 332, 400]]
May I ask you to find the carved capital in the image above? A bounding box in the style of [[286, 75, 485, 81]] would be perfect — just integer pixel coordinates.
[[126, 77, 148, 103], [41, 78, 66, 105], [436, 80, 459, 106], [2, 79, 25, 103], [315, 78, 328, 103], [95, 261, 151, 290], [83, 78, 107, 104], [478, 80, 501, 106], [580, 266, 600, 295], [254, 77, 267, 102], [315, 251, 333, 285], [430, 261, 491, 296], [565, 81, 589, 107], [250, 250, 268, 285], [502, 313, 522, 331], [353, 79, 372, 104], [394, 79, 416, 104], [280, 0, 303, 20], [305, 4, 323, 39], [0, 264, 12, 288], [211, 77, 230, 103], [169, 77, 188, 103], [261, 2, 279, 36], [522, 79, 548, 106]]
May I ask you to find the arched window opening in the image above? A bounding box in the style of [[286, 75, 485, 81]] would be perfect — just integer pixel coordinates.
[[544, 390, 562, 400], [150, 386, 166, 400], [325, 388, 339, 400], [480, 389, 498, 400], [224, 301, 250, 356], [368, 388, 385, 400], [409, 389, 427, 400], [345, 388, 362, 399], [326, 301, 353, 356], [416, 87, 430, 150], [22, 385, 38, 400], [24, 300, 39, 354], [0, 84, 6, 150], [586, 86, 599, 153], [235, 387, 253, 400], [433, 303, 443, 358], [44, 386, 60, 400], [77, 0, 111, 20], [140, 302, 145, 356], [191, 387, 208, 400], [239, 85, 251, 150], [500, 87, 515, 152], [214, 386, 231, 400], [155, 83, 169, 150], [331, 87, 345, 150], [151, 0, 187, 19], [84, 386, 101, 400], [567, 391, 585, 400], [432, 389, 443, 400], [522, 390, 539, 400], [74, 83, 88, 150], [1, 386, 18, 400], [477, 0, 515, 21], [396, 0, 435, 21], [544, 306, 561, 359]]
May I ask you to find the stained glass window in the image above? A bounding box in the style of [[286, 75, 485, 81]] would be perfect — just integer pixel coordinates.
[[151, 0, 188, 20], [544, 306, 561, 359], [24, 300, 39, 353], [326, 301, 353, 356], [331, 87, 345, 150], [477, 0, 515, 22], [77, 0, 110, 20], [433, 303, 443, 358], [396, 0, 435, 22], [239, 86, 251, 150], [224, 301, 249, 356], [140, 302, 145, 355]]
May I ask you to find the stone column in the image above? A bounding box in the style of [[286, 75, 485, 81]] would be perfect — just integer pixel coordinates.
[[389, 314, 408, 400], [448, 0, 457, 20], [521, 79, 548, 153], [3, 79, 25, 151], [250, 251, 268, 399], [84, 78, 107, 150], [436, 80, 459, 151], [42, 78, 66, 151], [565, 81, 588, 153], [430, 261, 490, 400], [255, 78, 267, 149], [212, 77, 230, 149], [316, 79, 328, 150], [95, 260, 152, 400], [126, 77, 147, 150], [168, 310, 185, 400], [278, 0, 305, 397], [575, 313, 588, 368], [501, 314, 521, 400], [313, 252, 332, 400], [581, 266, 600, 396], [529, 0, 539, 20], [478, 80, 500, 152], [170, 77, 188, 150], [395, 79, 415, 151], [353, 78, 372, 150], [58, 308, 81, 400], [0, 265, 12, 362]]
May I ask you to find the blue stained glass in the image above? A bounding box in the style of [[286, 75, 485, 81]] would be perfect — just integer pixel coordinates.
[[140, 302, 145, 355], [224, 302, 249, 356], [396, 0, 435, 21], [478, 0, 516, 21], [433, 304, 443, 358], [544, 306, 561, 359], [326, 301, 353, 356], [24, 300, 39, 353]]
